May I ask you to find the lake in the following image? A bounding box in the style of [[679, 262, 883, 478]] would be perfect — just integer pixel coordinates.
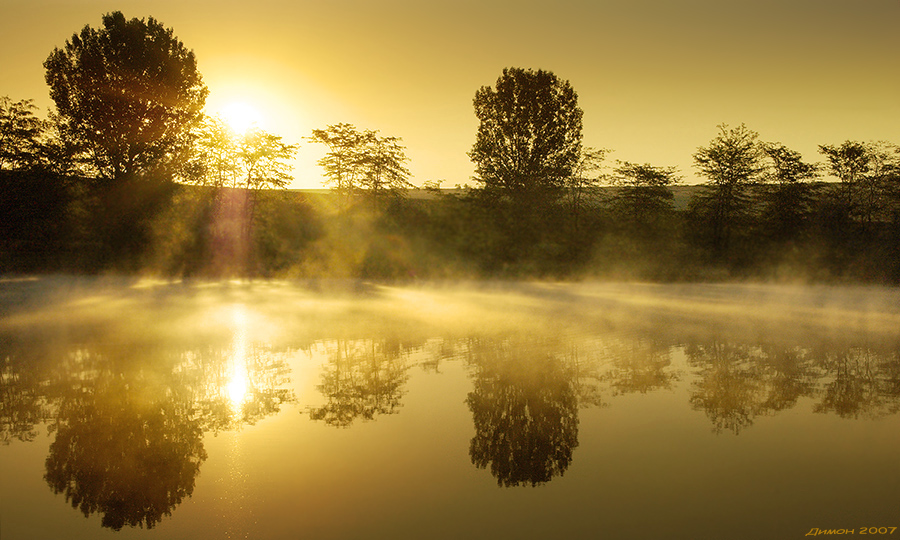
[[1, 277, 899, 539]]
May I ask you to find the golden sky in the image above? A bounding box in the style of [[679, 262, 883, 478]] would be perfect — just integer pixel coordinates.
[[2, 0, 898, 188]]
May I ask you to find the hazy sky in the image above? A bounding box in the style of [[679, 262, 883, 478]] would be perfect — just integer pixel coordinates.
[[2, 0, 898, 188]]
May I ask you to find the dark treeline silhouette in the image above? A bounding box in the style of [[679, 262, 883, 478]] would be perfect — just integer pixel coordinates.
[[2, 13, 899, 281]]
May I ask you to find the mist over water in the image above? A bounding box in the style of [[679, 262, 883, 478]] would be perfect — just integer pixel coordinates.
[[1, 277, 899, 539]]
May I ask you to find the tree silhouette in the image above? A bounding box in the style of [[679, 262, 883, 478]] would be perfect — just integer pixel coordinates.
[[44, 370, 206, 530], [610, 161, 680, 233], [469, 68, 583, 200], [758, 142, 819, 244], [466, 338, 579, 487], [308, 123, 411, 208], [44, 11, 207, 182], [0, 97, 46, 171], [690, 124, 765, 257]]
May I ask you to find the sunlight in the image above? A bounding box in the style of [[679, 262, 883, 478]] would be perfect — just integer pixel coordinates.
[[227, 305, 251, 415], [220, 101, 261, 135]]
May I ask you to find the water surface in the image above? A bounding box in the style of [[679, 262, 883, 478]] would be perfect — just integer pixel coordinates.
[[1, 278, 899, 539]]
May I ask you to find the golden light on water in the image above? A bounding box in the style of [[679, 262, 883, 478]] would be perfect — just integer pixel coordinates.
[[226, 304, 250, 416]]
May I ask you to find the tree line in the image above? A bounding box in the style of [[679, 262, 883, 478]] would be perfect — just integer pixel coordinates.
[[1, 13, 899, 281]]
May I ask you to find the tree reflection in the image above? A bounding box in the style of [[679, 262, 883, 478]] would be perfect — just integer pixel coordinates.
[[814, 347, 900, 419], [307, 339, 410, 427], [1, 356, 52, 444], [603, 338, 678, 395], [0, 319, 296, 529], [687, 341, 817, 434], [684, 339, 900, 433], [43, 352, 206, 531], [186, 345, 295, 432], [465, 337, 579, 487]]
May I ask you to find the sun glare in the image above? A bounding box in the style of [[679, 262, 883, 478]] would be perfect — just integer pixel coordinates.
[[220, 101, 261, 135], [227, 305, 251, 416]]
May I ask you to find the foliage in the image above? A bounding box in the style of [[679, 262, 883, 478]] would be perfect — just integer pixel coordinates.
[[819, 140, 900, 228], [0, 97, 47, 171], [758, 142, 819, 244], [690, 123, 765, 257], [610, 161, 680, 228], [469, 67, 583, 201], [235, 129, 297, 190], [44, 11, 207, 182], [308, 123, 411, 207]]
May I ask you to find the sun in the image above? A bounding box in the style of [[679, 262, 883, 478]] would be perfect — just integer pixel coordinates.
[[220, 101, 261, 135]]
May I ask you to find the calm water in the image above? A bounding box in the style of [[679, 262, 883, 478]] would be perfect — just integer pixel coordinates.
[[1, 277, 899, 539]]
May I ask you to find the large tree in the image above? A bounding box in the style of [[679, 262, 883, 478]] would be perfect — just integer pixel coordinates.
[[44, 11, 207, 182], [469, 68, 583, 200]]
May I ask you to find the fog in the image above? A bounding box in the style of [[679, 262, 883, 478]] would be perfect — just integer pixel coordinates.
[[2, 276, 899, 538]]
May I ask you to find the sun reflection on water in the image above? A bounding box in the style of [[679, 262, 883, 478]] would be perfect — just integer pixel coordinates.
[[226, 304, 250, 418]]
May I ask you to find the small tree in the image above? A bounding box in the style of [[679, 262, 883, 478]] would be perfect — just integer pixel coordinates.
[[358, 135, 412, 209], [188, 116, 239, 187], [611, 161, 680, 229], [44, 11, 207, 182], [691, 123, 765, 256], [759, 142, 819, 243], [189, 117, 297, 190], [0, 97, 46, 171], [563, 147, 609, 237], [818, 141, 869, 209], [308, 123, 374, 204], [819, 141, 899, 228], [235, 129, 297, 191], [308, 123, 411, 207]]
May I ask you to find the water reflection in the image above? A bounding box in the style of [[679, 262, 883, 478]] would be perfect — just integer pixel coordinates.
[[465, 336, 579, 487], [306, 339, 411, 427], [813, 347, 900, 419], [0, 320, 294, 529], [43, 350, 205, 530], [1, 280, 899, 532], [686, 340, 900, 434]]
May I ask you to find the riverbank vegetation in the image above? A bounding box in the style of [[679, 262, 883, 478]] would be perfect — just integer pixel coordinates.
[[2, 13, 898, 283]]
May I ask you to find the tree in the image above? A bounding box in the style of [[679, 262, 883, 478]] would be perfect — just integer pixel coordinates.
[[469, 67, 583, 201], [563, 146, 608, 236], [610, 161, 680, 229], [818, 141, 869, 210], [308, 123, 411, 207], [759, 142, 819, 243], [819, 141, 899, 228], [184, 119, 298, 275], [44, 11, 207, 182], [235, 129, 297, 191], [308, 123, 373, 203], [691, 123, 765, 256], [187, 115, 239, 187], [0, 97, 46, 171], [358, 135, 412, 208]]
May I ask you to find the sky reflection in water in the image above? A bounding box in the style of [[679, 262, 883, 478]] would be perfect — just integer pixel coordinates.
[[1, 278, 899, 539]]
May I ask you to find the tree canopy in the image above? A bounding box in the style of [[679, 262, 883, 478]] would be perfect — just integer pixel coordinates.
[[44, 11, 207, 182], [469, 68, 583, 199], [308, 123, 411, 206], [691, 123, 765, 255], [0, 97, 46, 171]]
